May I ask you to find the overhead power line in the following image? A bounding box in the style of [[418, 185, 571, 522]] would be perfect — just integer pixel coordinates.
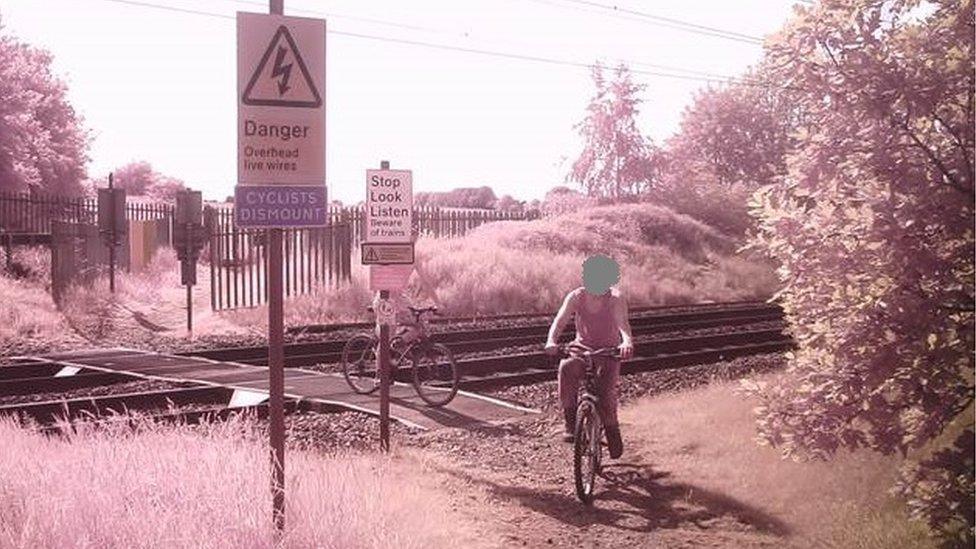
[[528, 0, 764, 45], [95, 0, 779, 89]]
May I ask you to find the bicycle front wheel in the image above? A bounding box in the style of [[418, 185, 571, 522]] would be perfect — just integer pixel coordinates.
[[574, 400, 601, 504], [412, 343, 459, 407], [341, 334, 379, 394]]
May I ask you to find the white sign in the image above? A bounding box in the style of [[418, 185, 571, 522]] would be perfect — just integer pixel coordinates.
[[365, 169, 413, 243], [375, 297, 396, 327], [237, 12, 325, 186]]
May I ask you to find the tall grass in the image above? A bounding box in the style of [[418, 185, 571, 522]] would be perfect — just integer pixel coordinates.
[[413, 203, 778, 315], [0, 417, 483, 549], [0, 275, 74, 356]]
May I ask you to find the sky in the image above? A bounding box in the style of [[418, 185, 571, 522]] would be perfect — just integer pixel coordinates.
[[0, 0, 803, 203]]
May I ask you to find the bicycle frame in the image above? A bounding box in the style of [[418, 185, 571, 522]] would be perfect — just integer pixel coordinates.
[[564, 344, 618, 504]]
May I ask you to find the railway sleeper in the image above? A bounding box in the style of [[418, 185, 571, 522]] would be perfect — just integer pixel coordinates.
[[0, 386, 233, 425]]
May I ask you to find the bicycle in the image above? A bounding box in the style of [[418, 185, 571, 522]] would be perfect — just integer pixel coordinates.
[[559, 342, 619, 505], [341, 305, 460, 407]]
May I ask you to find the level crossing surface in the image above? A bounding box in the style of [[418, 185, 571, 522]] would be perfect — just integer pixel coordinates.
[[25, 347, 539, 430]]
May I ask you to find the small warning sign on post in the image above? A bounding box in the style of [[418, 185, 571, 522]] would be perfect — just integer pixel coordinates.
[[361, 242, 414, 265]]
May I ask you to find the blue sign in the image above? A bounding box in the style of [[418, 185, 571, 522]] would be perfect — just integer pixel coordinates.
[[234, 185, 327, 227]]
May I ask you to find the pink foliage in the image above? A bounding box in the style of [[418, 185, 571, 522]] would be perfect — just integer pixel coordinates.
[[655, 68, 798, 236], [568, 64, 658, 200], [0, 27, 89, 194], [95, 160, 186, 200], [749, 0, 974, 541]]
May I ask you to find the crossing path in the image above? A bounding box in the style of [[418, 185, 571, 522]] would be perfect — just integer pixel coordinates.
[[22, 347, 539, 430]]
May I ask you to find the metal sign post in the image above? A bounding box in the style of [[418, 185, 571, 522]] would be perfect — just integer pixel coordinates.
[[175, 190, 204, 334], [236, 0, 326, 533], [378, 284, 391, 451], [97, 173, 126, 293]]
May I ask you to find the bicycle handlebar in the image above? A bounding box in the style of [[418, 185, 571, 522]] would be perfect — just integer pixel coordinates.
[[365, 304, 441, 317], [557, 343, 619, 359]]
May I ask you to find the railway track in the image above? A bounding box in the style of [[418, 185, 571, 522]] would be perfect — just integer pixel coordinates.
[[0, 301, 791, 427], [285, 299, 775, 335], [184, 302, 784, 368]]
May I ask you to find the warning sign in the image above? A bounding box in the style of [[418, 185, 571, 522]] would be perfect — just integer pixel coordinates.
[[362, 242, 414, 265], [365, 169, 413, 244], [237, 12, 325, 188], [242, 25, 321, 108]]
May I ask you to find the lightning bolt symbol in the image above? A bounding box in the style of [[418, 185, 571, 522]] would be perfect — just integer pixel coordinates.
[[270, 45, 292, 96]]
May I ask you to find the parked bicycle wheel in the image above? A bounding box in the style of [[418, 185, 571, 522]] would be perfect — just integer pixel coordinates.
[[574, 400, 602, 504], [412, 343, 459, 407], [342, 334, 379, 394]]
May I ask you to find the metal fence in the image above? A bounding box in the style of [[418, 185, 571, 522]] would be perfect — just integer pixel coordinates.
[[0, 190, 173, 235], [1, 191, 540, 311], [0, 191, 96, 233], [345, 206, 539, 244], [205, 207, 352, 310]]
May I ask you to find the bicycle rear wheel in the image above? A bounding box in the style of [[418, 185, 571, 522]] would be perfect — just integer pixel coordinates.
[[574, 400, 601, 504], [412, 343, 459, 407], [341, 334, 379, 394]]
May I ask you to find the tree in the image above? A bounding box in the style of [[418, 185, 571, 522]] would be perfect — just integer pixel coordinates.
[[541, 186, 595, 217], [749, 0, 974, 542], [656, 71, 798, 237], [415, 186, 497, 209], [663, 71, 796, 190], [568, 64, 656, 200], [493, 194, 523, 212], [0, 24, 89, 194], [96, 161, 186, 200]]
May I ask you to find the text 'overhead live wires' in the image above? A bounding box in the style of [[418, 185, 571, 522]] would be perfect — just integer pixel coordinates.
[[91, 0, 793, 90]]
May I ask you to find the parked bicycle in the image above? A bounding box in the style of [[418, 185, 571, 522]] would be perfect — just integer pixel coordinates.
[[341, 305, 460, 407], [559, 342, 619, 504]]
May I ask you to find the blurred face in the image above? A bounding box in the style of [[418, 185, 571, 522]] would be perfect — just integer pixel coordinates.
[[582, 254, 620, 296]]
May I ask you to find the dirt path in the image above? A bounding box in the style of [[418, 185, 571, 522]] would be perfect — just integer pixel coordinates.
[[395, 361, 922, 549], [407, 413, 785, 548]]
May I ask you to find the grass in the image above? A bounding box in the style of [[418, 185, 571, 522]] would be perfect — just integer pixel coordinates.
[[0, 247, 80, 356], [0, 274, 76, 356], [0, 416, 487, 549], [620, 375, 935, 548]]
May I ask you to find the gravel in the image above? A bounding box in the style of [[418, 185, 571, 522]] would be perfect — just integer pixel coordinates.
[[258, 352, 786, 455]]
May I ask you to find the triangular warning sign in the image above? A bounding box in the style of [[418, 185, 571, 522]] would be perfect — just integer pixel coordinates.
[[364, 247, 380, 262], [242, 25, 322, 108]]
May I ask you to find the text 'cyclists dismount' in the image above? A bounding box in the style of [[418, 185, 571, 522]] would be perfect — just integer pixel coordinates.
[[236, 12, 326, 227]]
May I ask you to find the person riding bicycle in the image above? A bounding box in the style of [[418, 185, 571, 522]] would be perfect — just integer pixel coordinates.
[[545, 254, 633, 459]]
